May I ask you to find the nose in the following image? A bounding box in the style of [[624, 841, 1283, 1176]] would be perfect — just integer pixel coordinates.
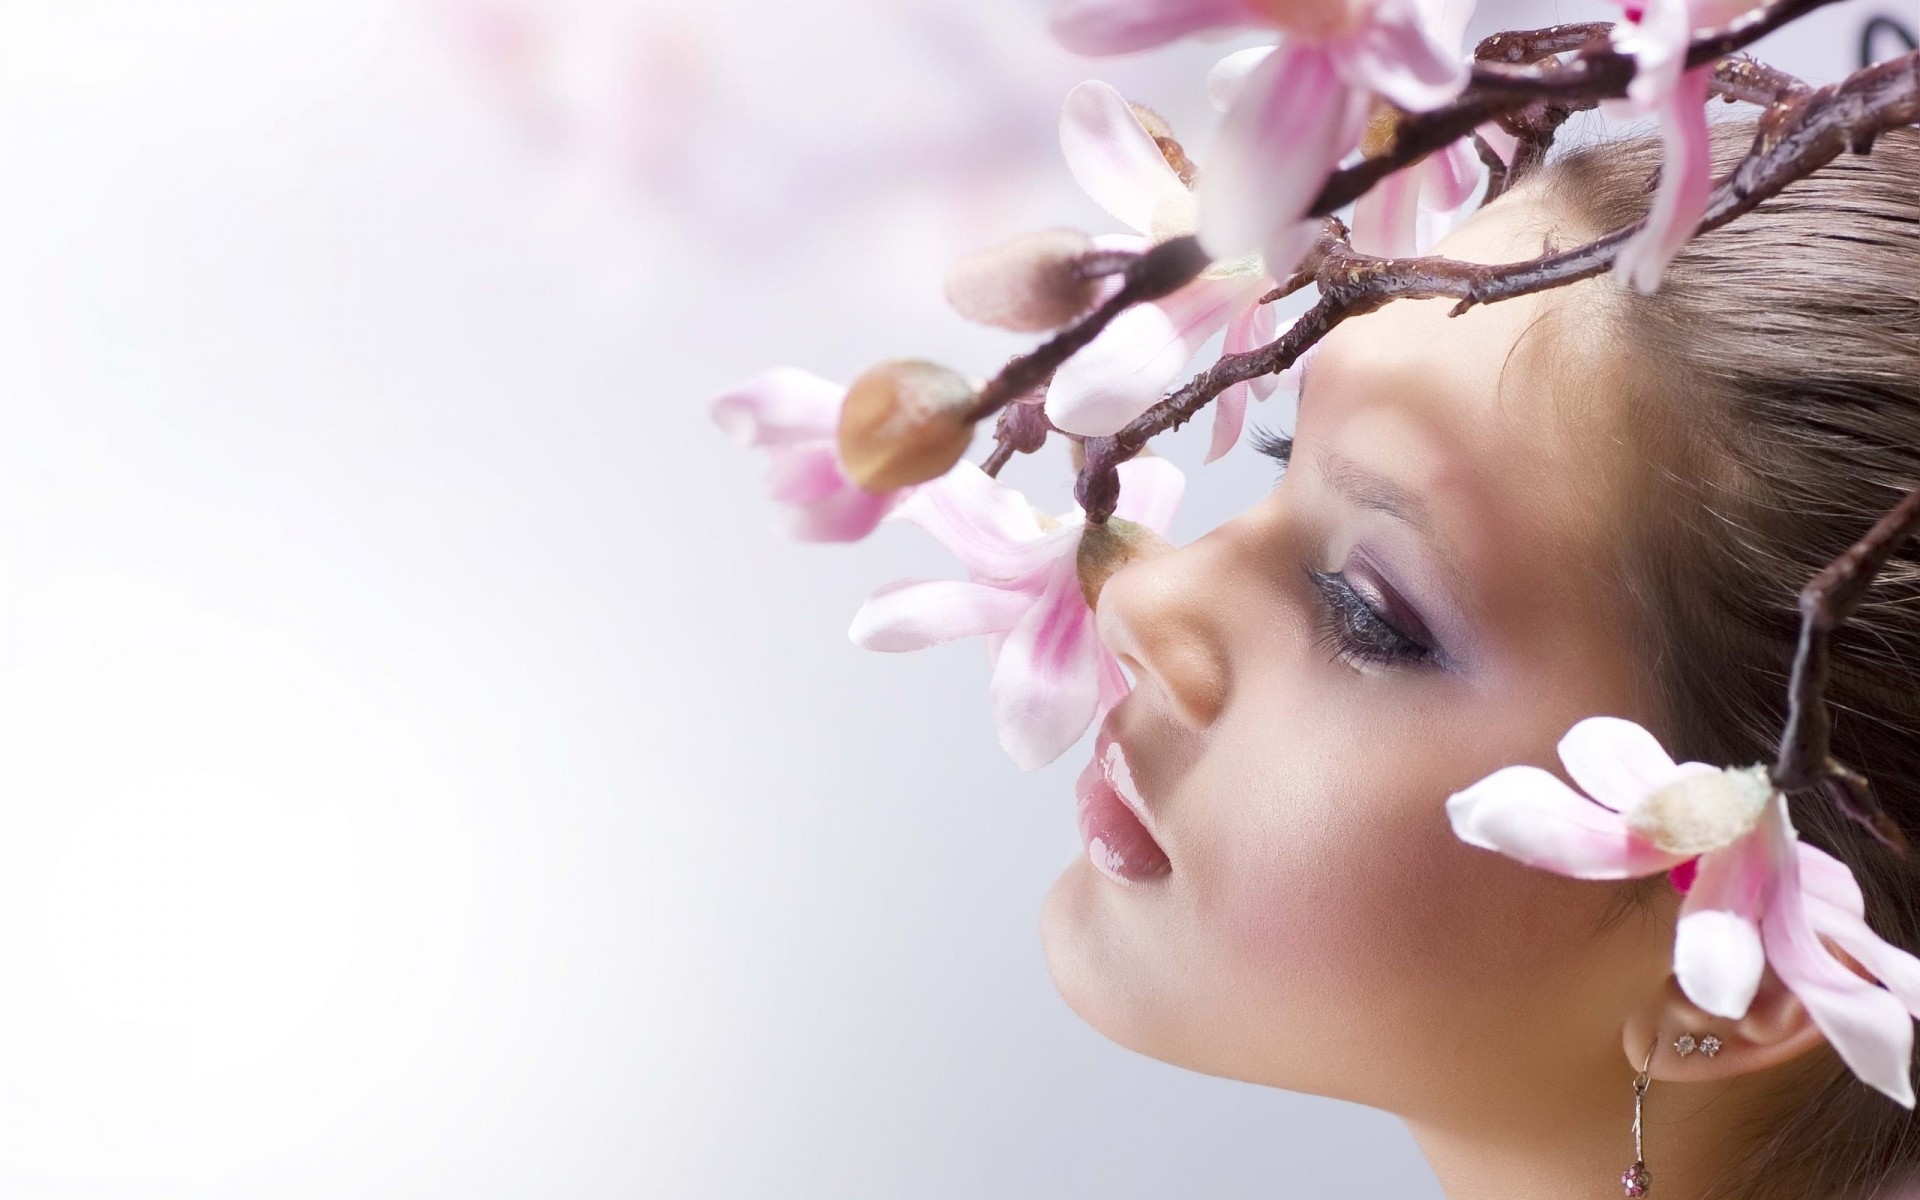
[[1092, 522, 1233, 732]]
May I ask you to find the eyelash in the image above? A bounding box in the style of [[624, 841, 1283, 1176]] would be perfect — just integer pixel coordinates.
[[1305, 567, 1440, 669], [1250, 420, 1439, 670]]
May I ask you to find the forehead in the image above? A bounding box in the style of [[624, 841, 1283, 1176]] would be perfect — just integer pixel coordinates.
[[1293, 191, 1643, 633]]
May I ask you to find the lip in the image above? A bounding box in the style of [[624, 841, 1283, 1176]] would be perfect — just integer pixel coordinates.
[[1074, 723, 1170, 885]]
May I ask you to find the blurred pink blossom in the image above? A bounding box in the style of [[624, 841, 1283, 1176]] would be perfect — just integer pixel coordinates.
[[1043, 81, 1281, 460], [1054, 0, 1475, 279], [709, 367, 912, 543]]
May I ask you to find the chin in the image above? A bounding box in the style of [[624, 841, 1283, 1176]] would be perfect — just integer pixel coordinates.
[[1039, 854, 1185, 1065]]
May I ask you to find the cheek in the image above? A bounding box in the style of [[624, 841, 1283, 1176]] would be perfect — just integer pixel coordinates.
[[1189, 682, 1627, 1045]]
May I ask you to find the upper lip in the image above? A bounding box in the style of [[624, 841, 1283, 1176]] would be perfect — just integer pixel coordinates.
[[1094, 711, 1160, 840]]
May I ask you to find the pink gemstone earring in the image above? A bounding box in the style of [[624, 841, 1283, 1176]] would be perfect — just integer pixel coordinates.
[[1621, 1036, 1658, 1197]]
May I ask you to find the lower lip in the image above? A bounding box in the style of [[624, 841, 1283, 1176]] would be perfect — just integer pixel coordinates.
[[1075, 740, 1170, 885]]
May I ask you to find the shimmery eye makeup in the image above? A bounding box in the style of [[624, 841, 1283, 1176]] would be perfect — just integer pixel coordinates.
[[1304, 565, 1443, 670], [1250, 418, 1458, 671]]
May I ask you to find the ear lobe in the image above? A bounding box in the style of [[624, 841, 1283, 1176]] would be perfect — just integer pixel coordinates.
[[1621, 970, 1832, 1083]]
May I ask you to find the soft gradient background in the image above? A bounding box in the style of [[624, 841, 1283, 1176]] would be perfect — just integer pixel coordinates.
[[0, 1, 1900, 1195]]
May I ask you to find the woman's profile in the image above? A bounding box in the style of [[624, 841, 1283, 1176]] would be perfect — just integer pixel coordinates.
[[710, 4, 1920, 1195], [1044, 116, 1920, 1200]]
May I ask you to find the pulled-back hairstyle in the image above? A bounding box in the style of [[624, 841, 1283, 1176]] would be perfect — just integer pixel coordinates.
[[1525, 116, 1920, 1200]]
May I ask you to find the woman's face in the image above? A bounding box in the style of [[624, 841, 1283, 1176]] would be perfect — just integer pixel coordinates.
[[1040, 190, 1682, 1125]]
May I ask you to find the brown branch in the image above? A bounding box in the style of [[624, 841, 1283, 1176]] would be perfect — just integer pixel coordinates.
[[1774, 484, 1920, 853], [970, 0, 1846, 453], [1075, 46, 1920, 849], [1081, 48, 1920, 495], [962, 237, 1209, 425]]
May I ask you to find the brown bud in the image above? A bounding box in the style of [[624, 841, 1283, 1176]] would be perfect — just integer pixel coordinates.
[[1127, 102, 1198, 187], [1076, 517, 1172, 609], [944, 228, 1102, 333], [837, 360, 978, 491], [1360, 97, 1400, 158]]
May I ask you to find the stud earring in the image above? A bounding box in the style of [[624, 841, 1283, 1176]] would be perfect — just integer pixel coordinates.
[[1622, 1036, 1657, 1197], [1673, 1032, 1722, 1058]]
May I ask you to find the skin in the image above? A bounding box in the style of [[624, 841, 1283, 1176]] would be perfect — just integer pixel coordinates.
[[1040, 186, 1839, 1200]]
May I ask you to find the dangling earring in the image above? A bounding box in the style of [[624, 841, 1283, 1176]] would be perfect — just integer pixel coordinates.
[[1621, 1036, 1657, 1197]]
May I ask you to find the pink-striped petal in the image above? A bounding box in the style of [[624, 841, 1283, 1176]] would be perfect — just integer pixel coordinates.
[[990, 553, 1104, 770], [1611, 0, 1691, 113], [1673, 828, 1769, 1018], [774, 480, 902, 543], [1045, 274, 1253, 437], [1204, 296, 1278, 463], [1804, 887, 1920, 1018], [1197, 38, 1371, 265], [763, 441, 850, 507], [1798, 841, 1867, 920], [1554, 716, 1686, 813], [1093, 644, 1133, 723], [1474, 119, 1518, 168], [1446, 764, 1690, 879], [1333, 0, 1470, 112], [1110, 453, 1186, 532], [1350, 164, 1423, 258], [848, 577, 1036, 652], [1759, 798, 1917, 1108], [1050, 0, 1262, 55], [1419, 136, 1481, 212], [709, 366, 844, 446], [1613, 64, 1714, 296], [892, 461, 1069, 580], [1060, 80, 1193, 236]]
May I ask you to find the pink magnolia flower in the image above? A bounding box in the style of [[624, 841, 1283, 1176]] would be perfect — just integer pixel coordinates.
[[1051, 0, 1475, 280], [709, 367, 913, 543], [1602, 0, 1750, 294], [1045, 80, 1282, 459], [1448, 715, 1920, 1108], [848, 453, 1184, 770], [1207, 0, 1484, 259]]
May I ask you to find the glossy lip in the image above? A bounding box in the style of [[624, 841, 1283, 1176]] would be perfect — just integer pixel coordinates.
[[1079, 704, 1173, 888], [1094, 719, 1159, 842]]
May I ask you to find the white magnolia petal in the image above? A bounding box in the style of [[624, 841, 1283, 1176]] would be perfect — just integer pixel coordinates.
[[1554, 715, 1685, 813], [1207, 44, 1275, 111], [1197, 38, 1369, 263], [1446, 764, 1688, 879], [710, 366, 845, 446], [1334, 0, 1470, 113], [1060, 80, 1193, 236], [848, 577, 1035, 652], [1760, 799, 1918, 1108], [1673, 830, 1770, 1018], [1044, 275, 1251, 437], [1110, 454, 1186, 533]]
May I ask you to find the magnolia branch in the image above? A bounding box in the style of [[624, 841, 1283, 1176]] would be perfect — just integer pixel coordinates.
[[1071, 46, 1920, 849], [969, 0, 1844, 479]]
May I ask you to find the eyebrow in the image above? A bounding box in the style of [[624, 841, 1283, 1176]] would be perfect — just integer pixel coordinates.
[[1314, 444, 1473, 597]]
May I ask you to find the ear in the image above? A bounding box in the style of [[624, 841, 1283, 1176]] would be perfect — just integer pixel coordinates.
[[1621, 968, 1831, 1083]]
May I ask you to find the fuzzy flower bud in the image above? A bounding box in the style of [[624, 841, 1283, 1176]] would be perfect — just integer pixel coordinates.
[[944, 228, 1104, 333], [1076, 516, 1172, 609], [836, 359, 978, 492], [1625, 763, 1775, 856]]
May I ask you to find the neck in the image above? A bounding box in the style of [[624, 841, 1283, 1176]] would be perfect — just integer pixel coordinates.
[[1402, 1078, 1751, 1200]]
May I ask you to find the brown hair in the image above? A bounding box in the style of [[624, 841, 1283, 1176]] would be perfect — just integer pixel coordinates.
[[1525, 117, 1920, 1200]]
